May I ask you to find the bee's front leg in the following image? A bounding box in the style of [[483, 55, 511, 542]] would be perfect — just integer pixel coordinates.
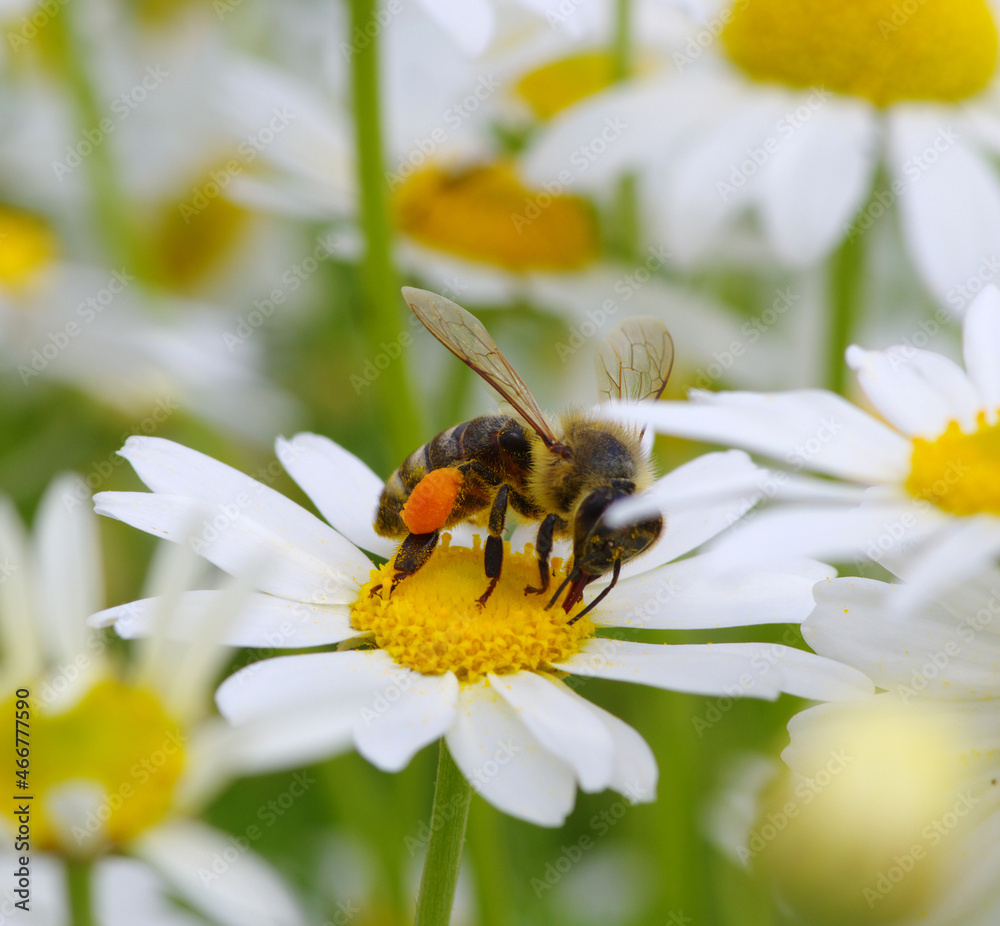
[[525, 513, 560, 596]]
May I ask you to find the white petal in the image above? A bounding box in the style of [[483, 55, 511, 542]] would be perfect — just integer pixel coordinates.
[[217, 650, 457, 773], [804, 578, 1000, 698], [578, 698, 657, 803], [0, 498, 43, 681], [415, 0, 493, 55], [555, 639, 873, 701], [665, 90, 789, 265], [611, 451, 764, 581], [94, 492, 366, 604], [276, 433, 396, 558], [118, 436, 372, 578], [604, 449, 762, 529], [90, 590, 358, 648], [885, 518, 1000, 617], [891, 112, 1000, 312], [34, 474, 102, 665], [523, 80, 679, 191], [488, 673, 615, 792], [446, 681, 577, 826], [963, 284, 1000, 422], [98, 856, 206, 926], [611, 390, 911, 484], [758, 97, 877, 265], [707, 493, 943, 566], [134, 820, 306, 926], [597, 555, 832, 629], [847, 345, 980, 437]]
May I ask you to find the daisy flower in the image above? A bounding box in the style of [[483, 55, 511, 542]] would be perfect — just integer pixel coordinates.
[[0, 205, 297, 443], [759, 568, 1000, 925], [524, 0, 1000, 310], [1, 475, 306, 926], [613, 284, 1000, 612], [93, 433, 871, 827], [217, 5, 769, 388]]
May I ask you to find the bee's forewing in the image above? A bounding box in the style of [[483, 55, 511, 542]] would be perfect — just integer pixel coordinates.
[[403, 287, 560, 446]]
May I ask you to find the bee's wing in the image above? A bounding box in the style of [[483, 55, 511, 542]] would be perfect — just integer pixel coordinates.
[[402, 287, 560, 447], [596, 317, 674, 407]]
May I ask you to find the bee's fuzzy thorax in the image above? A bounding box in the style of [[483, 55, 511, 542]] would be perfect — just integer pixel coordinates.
[[526, 411, 652, 521]]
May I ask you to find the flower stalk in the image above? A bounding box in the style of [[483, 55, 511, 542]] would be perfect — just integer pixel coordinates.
[[413, 741, 473, 926], [348, 0, 423, 462], [827, 223, 865, 396], [67, 858, 95, 926]]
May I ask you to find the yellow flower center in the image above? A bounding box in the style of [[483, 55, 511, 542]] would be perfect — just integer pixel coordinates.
[[516, 51, 620, 120], [906, 413, 1000, 515], [150, 165, 251, 292], [392, 162, 600, 272], [3, 679, 185, 856], [351, 535, 594, 683], [0, 208, 56, 291], [722, 0, 999, 107]]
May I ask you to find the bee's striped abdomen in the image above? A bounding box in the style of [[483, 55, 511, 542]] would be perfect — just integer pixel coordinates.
[[374, 421, 475, 538]]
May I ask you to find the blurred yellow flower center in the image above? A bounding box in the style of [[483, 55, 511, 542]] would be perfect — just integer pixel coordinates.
[[4, 680, 185, 855], [906, 413, 1000, 515], [352, 535, 594, 683], [722, 0, 998, 107], [0, 208, 56, 291], [516, 51, 619, 120], [392, 162, 599, 272]]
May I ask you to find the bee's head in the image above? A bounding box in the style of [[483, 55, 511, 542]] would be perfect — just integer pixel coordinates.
[[561, 483, 662, 611]]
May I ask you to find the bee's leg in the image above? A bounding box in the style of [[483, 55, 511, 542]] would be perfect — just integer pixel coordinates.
[[387, 530, 441, 593], [477, 484, 509, 606], [568, 558, 621, 624], [525, 514, 560, 595]]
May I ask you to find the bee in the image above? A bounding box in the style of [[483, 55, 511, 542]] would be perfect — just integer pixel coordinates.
[[374, 287, 674, 621]]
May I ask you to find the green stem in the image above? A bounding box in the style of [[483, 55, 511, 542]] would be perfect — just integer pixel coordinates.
[[413, 742, 473, 926], [49, 9, 147, 276], [611, 0, 632, 81], [349, 0, 422, 463], [66, 858, 95, 926], [827, 228, 865, 396], [610, 0, 640, 263]]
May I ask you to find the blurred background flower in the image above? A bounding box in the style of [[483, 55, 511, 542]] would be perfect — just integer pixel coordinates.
[[2, 0, 997, 923]]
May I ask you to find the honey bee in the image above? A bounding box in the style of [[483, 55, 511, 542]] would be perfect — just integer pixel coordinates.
[[374, 287, 674, 621]]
